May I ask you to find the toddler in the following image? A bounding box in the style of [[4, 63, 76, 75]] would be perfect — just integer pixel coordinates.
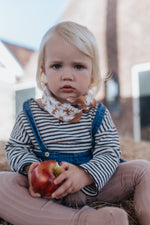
[[0, 21, 150, 225]]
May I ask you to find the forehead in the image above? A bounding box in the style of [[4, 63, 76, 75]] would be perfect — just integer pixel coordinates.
[[44, 33, 90, 61], [45, 33, 71, 51]]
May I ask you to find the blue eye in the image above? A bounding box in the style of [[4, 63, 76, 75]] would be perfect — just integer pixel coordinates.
[[53, 64, 61, 69], [75, 64, 84, 70]]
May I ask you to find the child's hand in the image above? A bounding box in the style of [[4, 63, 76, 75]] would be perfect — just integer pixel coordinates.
[[27, 162, 41, 198], [51, 162, 94, 199]]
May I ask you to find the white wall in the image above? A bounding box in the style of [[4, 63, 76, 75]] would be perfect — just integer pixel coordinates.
[[0, 42, 23, 83], [0, 82, 14, 140]]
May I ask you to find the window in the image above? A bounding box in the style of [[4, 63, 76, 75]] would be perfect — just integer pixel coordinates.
[[132, 62, 150, 141], [15, 87, 35, 116]]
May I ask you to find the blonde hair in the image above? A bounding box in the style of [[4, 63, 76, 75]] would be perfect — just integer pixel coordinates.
[[36, 21, 101, 95]]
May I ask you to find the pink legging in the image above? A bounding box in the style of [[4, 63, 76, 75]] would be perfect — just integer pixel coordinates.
[[0, 160, 150, 225]]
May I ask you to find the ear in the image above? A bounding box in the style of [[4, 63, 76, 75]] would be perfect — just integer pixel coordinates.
[[41, 65, 46, 74]]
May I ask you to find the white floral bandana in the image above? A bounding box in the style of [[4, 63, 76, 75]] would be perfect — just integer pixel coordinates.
[[41, 86, 96, 123]]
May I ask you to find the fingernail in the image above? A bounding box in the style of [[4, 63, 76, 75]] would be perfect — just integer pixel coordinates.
[[54, 180, 56, 185], [52, 193, 55, 198]]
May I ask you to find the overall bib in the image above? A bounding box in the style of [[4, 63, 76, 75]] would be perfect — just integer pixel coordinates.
[[23, 99, 125, 165]]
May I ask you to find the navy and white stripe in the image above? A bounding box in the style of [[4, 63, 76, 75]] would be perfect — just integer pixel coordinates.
[[5, 99, 121, 196]]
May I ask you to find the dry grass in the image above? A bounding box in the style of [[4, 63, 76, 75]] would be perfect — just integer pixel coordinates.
[[0, 141, 10, 171], [120, 136, 150, 161], [0, 137, 150, 225]]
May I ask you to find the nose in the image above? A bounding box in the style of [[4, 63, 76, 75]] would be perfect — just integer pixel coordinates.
[[61, 68, 74, 81], [61, 66, 74, 81]]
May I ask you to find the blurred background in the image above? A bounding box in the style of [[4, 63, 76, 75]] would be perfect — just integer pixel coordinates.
[[0, 0, 150, 143]]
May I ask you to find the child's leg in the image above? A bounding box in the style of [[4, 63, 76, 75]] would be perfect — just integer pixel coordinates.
[[95, 160, 150, 225], [0, 171, 128, 225]]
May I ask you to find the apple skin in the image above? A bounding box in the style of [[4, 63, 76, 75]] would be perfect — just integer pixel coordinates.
[[31, 160, 62, 197]]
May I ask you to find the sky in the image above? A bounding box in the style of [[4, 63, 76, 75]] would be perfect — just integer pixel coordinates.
[[0, 0, 70, 50]]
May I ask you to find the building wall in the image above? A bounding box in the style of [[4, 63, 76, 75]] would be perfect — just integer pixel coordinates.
[[0, 81, 41, 141], [0, 45, 38, 141], [117, 0, 150, 98], [61, 0, 150, 138], [113, 0, 150, 137]]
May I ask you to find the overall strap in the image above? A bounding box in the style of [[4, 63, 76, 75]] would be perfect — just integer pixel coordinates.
[[91, 102, 126, 163], [91, 102, 106, 147], [23, 99, 48, 151]]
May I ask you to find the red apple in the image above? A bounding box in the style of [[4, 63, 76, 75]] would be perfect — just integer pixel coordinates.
[[31, 160, 63, 197]]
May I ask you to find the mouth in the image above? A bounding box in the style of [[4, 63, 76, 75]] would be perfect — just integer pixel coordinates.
[[61, 85, 75, 93]]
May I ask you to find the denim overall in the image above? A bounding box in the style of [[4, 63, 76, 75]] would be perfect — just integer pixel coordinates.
[[23, 99, 125, 165]]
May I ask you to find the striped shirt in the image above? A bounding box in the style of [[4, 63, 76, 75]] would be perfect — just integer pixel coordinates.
[[5, 99, 121, 196]]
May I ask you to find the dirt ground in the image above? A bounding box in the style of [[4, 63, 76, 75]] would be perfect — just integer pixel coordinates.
[[0, 137, 150, 171]]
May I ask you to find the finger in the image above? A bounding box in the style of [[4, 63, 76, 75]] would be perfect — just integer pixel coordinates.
[[28, 162, 39, 179], [29, 186, 41, 198], [60, 161, 70, 170], [52, 177, 74, 199], [56, 188, 72, 199], [52, 185, 72, 199], [54, 170, 68, 185], [28, 162, 41, 198], [30, 162, 39, 172]]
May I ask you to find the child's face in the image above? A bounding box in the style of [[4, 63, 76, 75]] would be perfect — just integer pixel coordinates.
[[42, 33, 93, 103]]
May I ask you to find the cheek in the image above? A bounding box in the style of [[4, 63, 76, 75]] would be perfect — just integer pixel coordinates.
[[80, 74, 91, 87], [78, 77, 91, 93], [46, 74, 57, 83], [46, 75, 58, 90]]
